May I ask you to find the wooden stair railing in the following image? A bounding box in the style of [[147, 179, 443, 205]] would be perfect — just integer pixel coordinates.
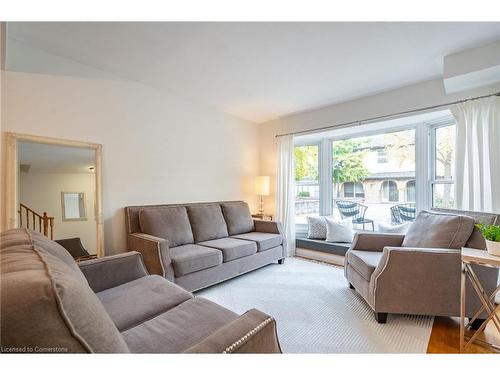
[[18, 203, 55, 240]]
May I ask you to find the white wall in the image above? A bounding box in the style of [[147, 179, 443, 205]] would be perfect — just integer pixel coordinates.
[[20, 171, 97, 252], [259, 78, 500, 214], [2, 71, 259, 254]]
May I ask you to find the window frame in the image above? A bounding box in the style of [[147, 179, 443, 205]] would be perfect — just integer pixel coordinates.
[[292, 112, 457, 231], [427, 118, 457, 209]]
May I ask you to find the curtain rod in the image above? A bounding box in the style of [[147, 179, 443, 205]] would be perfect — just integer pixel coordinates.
[[275, 91, 500, 138]]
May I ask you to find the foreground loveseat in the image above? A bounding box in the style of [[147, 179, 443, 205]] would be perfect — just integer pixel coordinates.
[[125, 201, 286, 291], [344, 209, 499, 324], [0, 228, 282, 353]]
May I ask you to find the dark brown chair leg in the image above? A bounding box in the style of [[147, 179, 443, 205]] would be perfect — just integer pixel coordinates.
[[349, 283, 355, 289], [374, 312, 388, 324], [469, 318, 486, 330], [278, 258, 285, 264]]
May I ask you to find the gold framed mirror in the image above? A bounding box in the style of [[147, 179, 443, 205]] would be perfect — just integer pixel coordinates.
[[2, 132, 104, 257]]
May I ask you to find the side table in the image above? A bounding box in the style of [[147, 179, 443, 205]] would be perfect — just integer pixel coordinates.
[[460, 247, 500, 352], [252, 213, 273, 221]]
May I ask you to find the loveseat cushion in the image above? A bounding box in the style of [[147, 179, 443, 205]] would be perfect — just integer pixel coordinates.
[[199, 238, 257, 262], [347, 250, 383, 281], [170, 244, 223, 277], [402, 211, 475, 249], [221, 202, 254, 235], [231, 232, 282, 252], [121, 297, 238, 353], [0, 229, 129, 353], [139, 206, 194, 247], [187, 204, 229, 242], [97, 275, 193, 331]]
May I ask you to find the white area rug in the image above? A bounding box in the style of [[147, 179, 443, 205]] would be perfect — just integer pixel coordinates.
[[196, 257, 434, 353]]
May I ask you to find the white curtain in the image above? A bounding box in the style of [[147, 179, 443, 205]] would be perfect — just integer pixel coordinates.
[[451, 96, 500, 213], [276, 134, 296, 256]]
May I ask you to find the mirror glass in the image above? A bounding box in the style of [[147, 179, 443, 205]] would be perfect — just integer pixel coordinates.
[[17, 141, 98, 257]]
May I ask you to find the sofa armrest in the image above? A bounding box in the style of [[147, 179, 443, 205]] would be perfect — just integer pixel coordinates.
[[184, 309, 282, 353], [350, 232, 405, 252], [128, 233, 174, 281], [254, 220, 287, 258], [79, 252, 148, 293], [254, 220, 281, 234]]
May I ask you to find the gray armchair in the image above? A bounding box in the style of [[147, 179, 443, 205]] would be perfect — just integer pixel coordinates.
[[344, 209, 499, 324]]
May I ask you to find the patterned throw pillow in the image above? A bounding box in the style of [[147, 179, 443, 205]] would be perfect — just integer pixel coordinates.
[[307, 216, 327, 240]]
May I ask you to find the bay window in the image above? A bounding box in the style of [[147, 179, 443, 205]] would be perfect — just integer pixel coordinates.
[[293, 110, 457, 232]]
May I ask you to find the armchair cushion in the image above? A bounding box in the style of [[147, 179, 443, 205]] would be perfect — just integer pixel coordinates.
[[221, 202, 255, 235], [139, 206, 194, 247], [187, 204, 229, 242], [402, 211, 474, 249], [122, 297, 238, 353], [97, 275, 192, 331], [347, 250, 383, 280]]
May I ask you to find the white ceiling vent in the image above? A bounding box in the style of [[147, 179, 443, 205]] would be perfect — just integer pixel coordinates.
[[443, 40, 500, 94]]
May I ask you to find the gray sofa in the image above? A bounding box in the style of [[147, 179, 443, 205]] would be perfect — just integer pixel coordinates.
[[344, 209, 499, 324], [0, 228, 282, 353], [125, 201, 286, 291]]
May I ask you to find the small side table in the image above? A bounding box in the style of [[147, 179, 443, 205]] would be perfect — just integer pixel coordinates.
[[460, 248, 500, 352], [252, 213, 273, 221]]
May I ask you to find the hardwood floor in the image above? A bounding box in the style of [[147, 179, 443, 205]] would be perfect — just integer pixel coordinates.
[[427, 316, 500, 353]]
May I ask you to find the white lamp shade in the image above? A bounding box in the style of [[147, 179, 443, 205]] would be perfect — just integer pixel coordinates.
[[254, 176, 270, 196]]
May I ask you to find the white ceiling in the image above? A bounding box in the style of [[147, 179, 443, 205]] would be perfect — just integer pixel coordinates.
[[6, 22, 500, 123], [18, 142, 95, 174]]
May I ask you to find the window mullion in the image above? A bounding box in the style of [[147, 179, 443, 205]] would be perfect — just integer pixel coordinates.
[[319, 138, 332, 216]]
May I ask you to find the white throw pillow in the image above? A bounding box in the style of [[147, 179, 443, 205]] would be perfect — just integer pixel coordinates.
[[377, 222, 411, 234], [307, 216, 327, 240], [325, 218, 354, 243]]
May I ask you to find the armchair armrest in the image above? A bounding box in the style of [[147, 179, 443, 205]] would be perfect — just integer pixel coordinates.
[[369, 246, 462, 313], [350, 232, 405, 252], [128, 233, 174, 281], [184, 309, 282, 353], [79, 252, 148, 293]]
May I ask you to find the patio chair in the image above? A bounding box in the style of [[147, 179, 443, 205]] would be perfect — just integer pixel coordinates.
[[390, 203, 416, 225], [336, 200, 374, 231]]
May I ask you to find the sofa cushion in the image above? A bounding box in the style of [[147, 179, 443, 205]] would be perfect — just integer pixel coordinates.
[[0, 228, 129, 353], [231, 232, 282, 252], [122, 297, 238, 353], [347, 250, 383, 281], [402, 211, 475, 249], [187, 204, 229, 242], [97, 275, 192, 331], [170, 244, 223, 277], [221, 202, 255, 235], [199, 238, 257, 262], [139, 206, 194, 247]]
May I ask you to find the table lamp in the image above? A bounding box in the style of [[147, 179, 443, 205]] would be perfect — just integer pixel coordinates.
[[254, 176, 270, 215]]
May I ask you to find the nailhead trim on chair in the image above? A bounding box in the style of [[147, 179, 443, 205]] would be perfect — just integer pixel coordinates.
[[222, 317, 274, 353]]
